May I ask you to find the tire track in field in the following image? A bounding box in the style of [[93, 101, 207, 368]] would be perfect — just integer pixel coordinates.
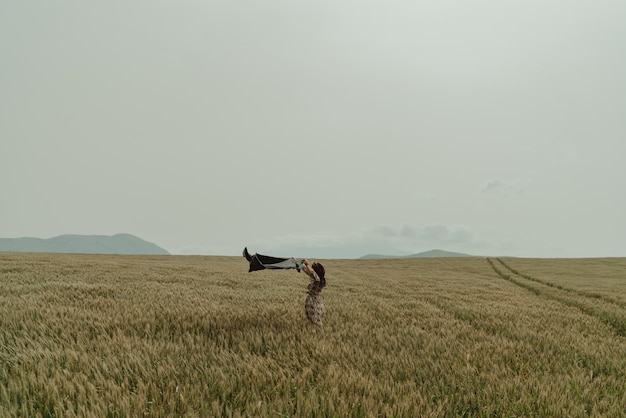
[[486, 258, 626, 338], [495, 258, 626, 310]]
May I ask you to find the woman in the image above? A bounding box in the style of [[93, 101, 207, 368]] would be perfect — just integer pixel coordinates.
[[301, 259, 326, 325]]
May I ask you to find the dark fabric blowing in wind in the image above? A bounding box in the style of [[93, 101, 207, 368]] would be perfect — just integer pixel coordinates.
[[243, 247, 303, 272]]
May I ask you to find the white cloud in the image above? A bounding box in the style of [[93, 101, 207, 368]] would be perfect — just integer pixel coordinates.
[[482, 179, 525, 197]]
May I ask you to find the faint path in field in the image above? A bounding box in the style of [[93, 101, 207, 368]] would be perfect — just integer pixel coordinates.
[[486, 258, 626, 338], [496, 258, 626, 309]]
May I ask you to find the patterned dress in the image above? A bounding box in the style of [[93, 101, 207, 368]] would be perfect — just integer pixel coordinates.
[[302, 262, 325, 325]]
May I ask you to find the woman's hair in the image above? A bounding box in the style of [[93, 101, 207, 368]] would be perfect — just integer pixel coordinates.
[[312, 262, 326, 287]]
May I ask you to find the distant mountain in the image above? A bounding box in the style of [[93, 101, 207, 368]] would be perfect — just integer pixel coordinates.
[[0, 233, 169, 255], [408, 249, 473, 258], [360, 249, 473, 259]]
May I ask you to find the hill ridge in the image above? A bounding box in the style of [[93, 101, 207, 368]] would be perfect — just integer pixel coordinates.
[[0, 233, 169, 255], [360, 249, 474, 259]]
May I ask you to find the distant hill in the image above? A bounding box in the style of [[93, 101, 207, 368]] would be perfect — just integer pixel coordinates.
[[360, 249, 473, 259], [0, 233, 169, 255], [408, 249, 473, 258]]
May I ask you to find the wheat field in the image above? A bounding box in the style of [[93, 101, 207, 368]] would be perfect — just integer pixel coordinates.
[[1, 253, 625, 417]]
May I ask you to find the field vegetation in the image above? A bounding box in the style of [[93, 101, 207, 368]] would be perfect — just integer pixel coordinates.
[[1, 253, 625, 416]]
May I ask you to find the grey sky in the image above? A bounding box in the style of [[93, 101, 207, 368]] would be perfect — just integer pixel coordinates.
[[2, 0, 625, 258]]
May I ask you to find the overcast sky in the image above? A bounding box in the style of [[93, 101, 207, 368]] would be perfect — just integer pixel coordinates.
[[2, 0, 625, 258]]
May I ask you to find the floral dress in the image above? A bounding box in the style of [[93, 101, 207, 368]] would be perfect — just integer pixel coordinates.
[[302, 262, 325, 325]]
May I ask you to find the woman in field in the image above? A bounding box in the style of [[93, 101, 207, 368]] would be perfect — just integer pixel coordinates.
[[243, 248, 327, 325], [301, 258, 326, 325]]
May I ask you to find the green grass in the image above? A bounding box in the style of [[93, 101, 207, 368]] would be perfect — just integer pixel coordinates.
[[1, 253, 625, 416]]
